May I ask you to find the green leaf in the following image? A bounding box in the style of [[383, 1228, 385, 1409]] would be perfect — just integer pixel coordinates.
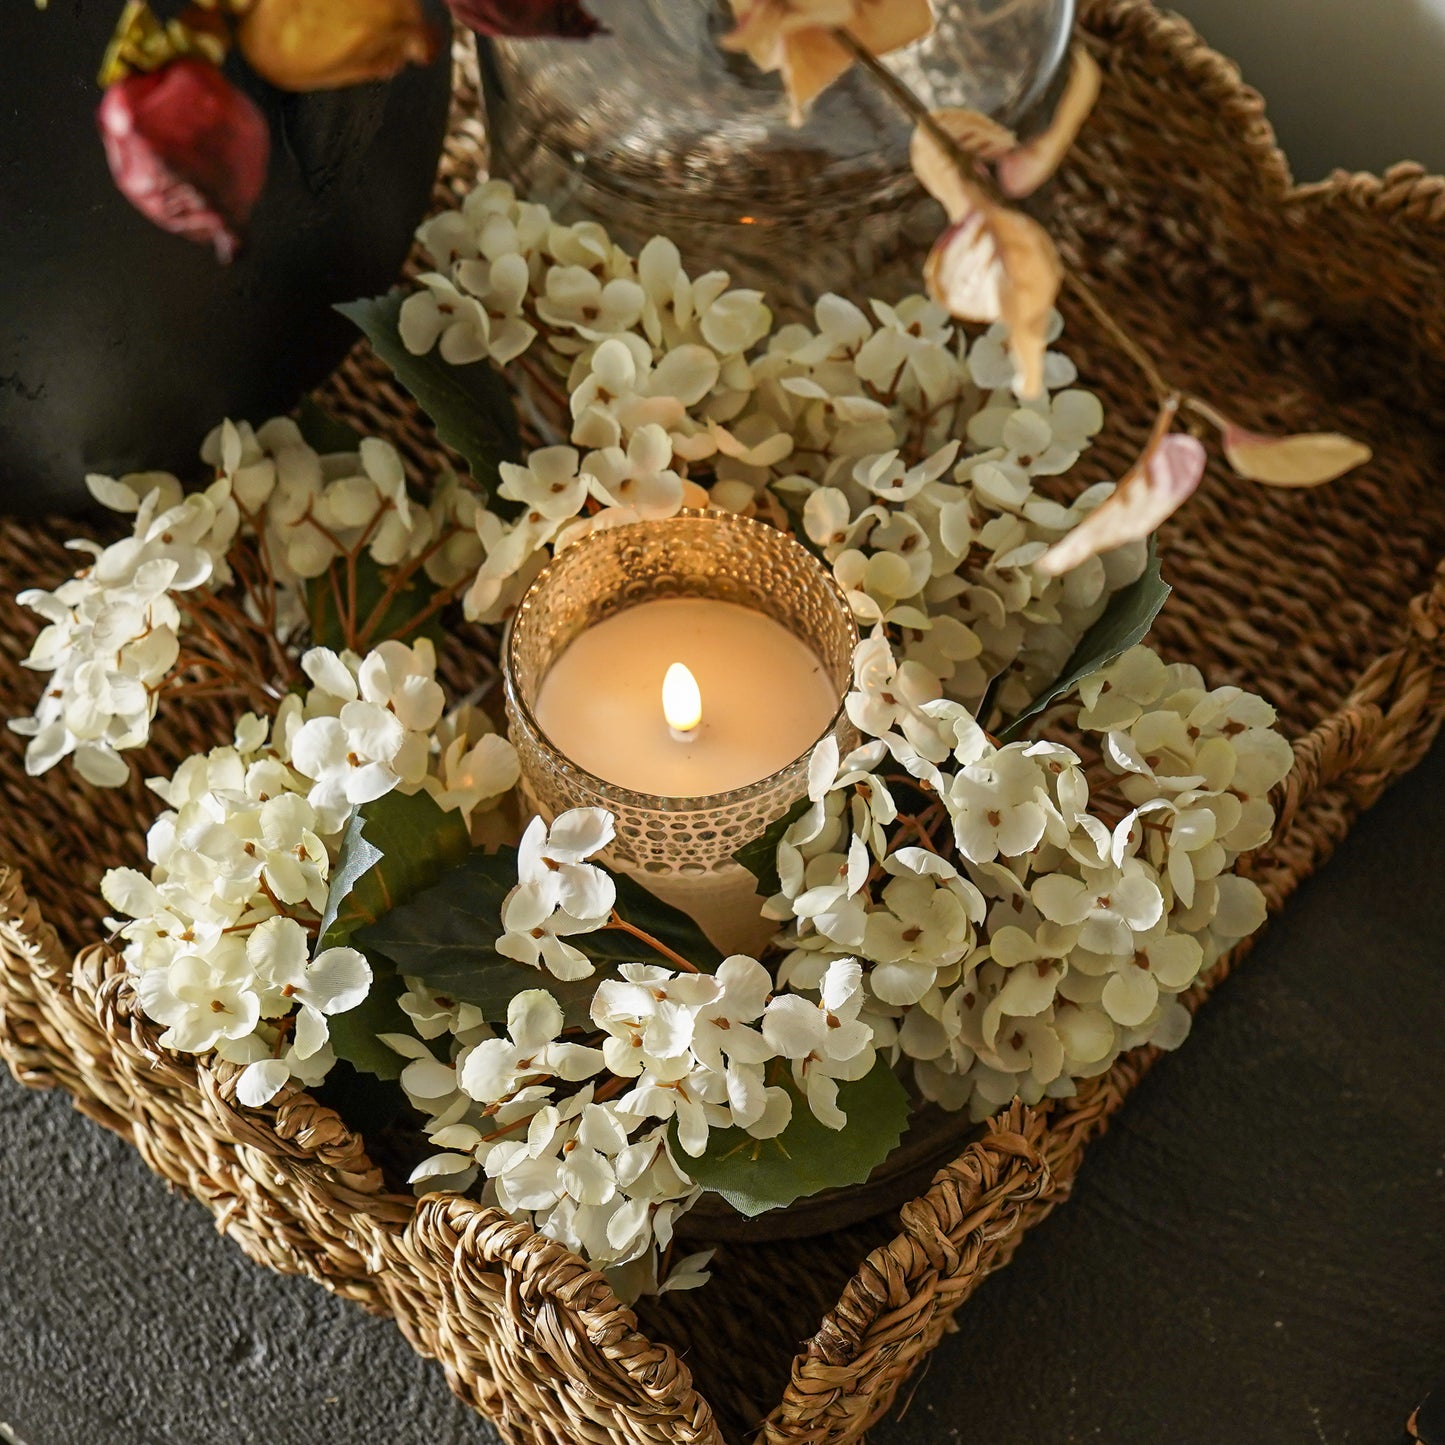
[[336, 292, 522, 498], [313, 1057, 410, 1134], [306, 549, 445, 653], [317, 790, 471, 953], [679, 1058, 911, 1216], [326, 955, 411, 1081], [995, 536, 1171, 741], [732, 798, 810, 899], [356, 846, 722, 1027], [294, 398, 365, 454]]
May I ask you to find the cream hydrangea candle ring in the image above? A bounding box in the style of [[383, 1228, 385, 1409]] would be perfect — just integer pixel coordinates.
[[504, 508, 858, 953]]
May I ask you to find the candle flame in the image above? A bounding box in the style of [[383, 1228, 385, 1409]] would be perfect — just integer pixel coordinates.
[[662, 662, 702, 735]]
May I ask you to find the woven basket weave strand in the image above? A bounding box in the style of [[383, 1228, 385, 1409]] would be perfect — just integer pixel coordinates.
[[4, 5, 1445, 1443]]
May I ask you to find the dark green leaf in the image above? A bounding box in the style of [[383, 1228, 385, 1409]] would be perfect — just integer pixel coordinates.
[[326, 956, 411, 1081], [995, 536, 1170, 741], [312, 1057, 410, 1134], [294, 398, 365, 454], [679, 1058, 911, 1216], [336, 292, 522, 498], [306, 549, 445, 653], [356, 845, 722, 1027], [733, 798, 810, 899], [317, 790, 471, 953]]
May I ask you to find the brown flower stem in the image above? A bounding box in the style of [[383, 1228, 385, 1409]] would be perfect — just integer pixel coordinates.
[[1179, 393, 1231, 432], [604, 913, 701, 973], [832, 28, 985, 186], [592, 1074, 631, 1103], [181, 593, 277, 689], [1060, 272, 1175, 405], [516, 352, 570, 412], [355, 524, 458, 647], [387, 577, 467, 644]]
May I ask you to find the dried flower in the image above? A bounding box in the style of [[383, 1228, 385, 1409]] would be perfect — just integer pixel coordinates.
[[1219, 424, 1372, 487], [445, 0, 601, 39], [724, 0, 935, 123], [96, 56, 269, 263], [1039, 427, 1207, 576], [238, 0, 437, 91], [996, 46, 1102, 200]]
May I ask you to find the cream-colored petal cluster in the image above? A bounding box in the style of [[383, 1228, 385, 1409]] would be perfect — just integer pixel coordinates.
[[771, 640, 1291, 1122]]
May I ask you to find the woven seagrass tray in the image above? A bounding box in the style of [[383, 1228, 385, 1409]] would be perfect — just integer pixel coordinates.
[[5, 5, 1445, 1442]]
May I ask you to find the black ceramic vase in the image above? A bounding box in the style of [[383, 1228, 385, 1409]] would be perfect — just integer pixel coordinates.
[[0, 2, 453, 514]]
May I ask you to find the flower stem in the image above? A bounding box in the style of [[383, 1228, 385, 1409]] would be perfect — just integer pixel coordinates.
[[1061, 272, 1175, 405], [832, 28, 983, 184], [604, 913, 701, 973]]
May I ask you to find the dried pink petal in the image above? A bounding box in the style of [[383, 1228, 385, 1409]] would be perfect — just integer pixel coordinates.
[[1222, 424, 1372, 487], [924, 194, 1061, 397], [1039, 432, 1207, 576], [96, 57, 270, 264], [997, 45, 1102, 199]]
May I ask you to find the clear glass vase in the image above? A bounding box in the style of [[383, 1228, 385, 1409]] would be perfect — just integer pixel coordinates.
[[479, 0, 1075, 314]]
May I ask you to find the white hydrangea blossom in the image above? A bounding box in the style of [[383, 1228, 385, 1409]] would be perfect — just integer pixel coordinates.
[[391, 937, 901, 1297], [99, 646, 518, 1110], [12, 417, 484, 786], [767, 641, 1292, 1121], [400, 181, 1140, 700], [12, 473, 238, 785]]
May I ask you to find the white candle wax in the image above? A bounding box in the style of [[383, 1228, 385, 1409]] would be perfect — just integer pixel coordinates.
[[533, 597, 839, 796]]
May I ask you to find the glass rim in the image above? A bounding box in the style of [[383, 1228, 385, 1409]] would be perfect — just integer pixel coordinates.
[[502, 508, 859, 812]]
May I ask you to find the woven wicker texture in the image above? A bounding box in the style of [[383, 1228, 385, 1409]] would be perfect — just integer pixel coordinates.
[[4, 5, 1445, 1443]]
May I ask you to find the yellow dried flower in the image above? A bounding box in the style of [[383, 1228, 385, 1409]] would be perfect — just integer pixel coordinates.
[[238, 0, 437, 92]]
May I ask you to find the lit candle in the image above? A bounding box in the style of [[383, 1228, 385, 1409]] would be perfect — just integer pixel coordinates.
[[663, 662, 702, 743], [505, 510, 857, 954], [533, 599, 841, 797]]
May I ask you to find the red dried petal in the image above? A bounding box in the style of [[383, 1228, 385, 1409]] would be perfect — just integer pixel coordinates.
[[446, 0, 601, 38], [97, 58, 270, 264]]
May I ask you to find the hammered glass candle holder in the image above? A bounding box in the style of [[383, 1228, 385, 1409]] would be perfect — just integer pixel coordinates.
[[504, 510, 858, 884]]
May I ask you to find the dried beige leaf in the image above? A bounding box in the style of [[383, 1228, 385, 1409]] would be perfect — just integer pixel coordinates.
[[910, 108, 1018, 217], [924, 195, 1062, 397], [1039, 431, 1206, 575], [1222, 424, 1372, 487], [724, 0, 934, 123], [997, 45, 1102, 200]]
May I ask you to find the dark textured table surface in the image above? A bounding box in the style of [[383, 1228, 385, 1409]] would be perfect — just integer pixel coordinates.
[[3, 737, 1443, 1445]]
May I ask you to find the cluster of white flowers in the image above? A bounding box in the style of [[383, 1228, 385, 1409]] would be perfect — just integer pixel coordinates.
[[99, 641, 518, 1109], [13, 473, 239, 785], [386, 808, 889, 1296], [12, 419, 483, 786], [204, 417, 483, 603], [768, 639, 1293, 1120], [400, 180, 1142, 717], [12, 182, 1296, 1302]]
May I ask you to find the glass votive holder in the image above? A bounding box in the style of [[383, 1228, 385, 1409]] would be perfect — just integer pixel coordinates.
[[503, 509, 859, 955]]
